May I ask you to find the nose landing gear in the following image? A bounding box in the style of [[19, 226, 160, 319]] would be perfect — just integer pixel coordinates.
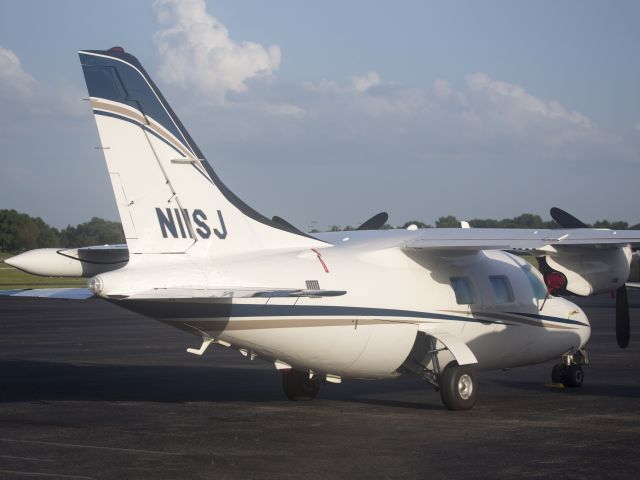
[[551, 348, 588, 388]]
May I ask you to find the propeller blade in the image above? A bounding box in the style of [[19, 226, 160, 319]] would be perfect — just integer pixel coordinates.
[[357, 212, 389, 231], [550, 207, 588, 228], [616, 286, 630, 348]]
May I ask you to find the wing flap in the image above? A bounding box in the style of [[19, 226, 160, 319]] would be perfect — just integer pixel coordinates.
[[0, 288, 94, 300]]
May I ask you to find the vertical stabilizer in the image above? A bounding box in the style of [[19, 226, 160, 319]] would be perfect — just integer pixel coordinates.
[[79, 47, 326, 257]]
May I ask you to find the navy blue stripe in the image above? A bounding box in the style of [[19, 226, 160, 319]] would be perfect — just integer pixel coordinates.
[[507, 311, 589, 327], [94, 109, 187, 158], [80, 53, 190, 153], [95, 109, 214, 186], [120, 300, 584, 329], [237, 305, 502, 323], [120, 300, 508, 325], [190, 162, 215, 185]]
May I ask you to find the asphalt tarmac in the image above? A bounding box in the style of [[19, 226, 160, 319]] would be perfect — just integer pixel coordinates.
[[0, 293, 639, 480]]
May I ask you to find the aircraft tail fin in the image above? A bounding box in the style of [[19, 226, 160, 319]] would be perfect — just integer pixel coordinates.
[[79, 47, 325, 256]]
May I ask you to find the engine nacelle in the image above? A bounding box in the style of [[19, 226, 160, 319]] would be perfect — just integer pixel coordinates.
[[540, 246, 631, 296]]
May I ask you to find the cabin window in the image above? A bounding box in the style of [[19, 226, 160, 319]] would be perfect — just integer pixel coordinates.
[[523, 266, 548, 300], [489, 275, 514, 304], [450, 277, 476, 305]]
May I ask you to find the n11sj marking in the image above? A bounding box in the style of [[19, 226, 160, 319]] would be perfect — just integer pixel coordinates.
[[156, 208, 227, 239]]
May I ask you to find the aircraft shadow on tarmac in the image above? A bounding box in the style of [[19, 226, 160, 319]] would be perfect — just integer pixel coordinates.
[[0, 359, 287, 403], [488, 378, 640, 399], [2, 357, 637, 408], [0, 359, 436, 409]]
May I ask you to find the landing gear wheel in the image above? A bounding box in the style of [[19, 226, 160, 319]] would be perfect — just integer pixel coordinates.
[[550, 364, 583, 387], [551, 364, 566, 383], [282, 370, 319, 401], [439, 362, 478, 411], [563, 365, 584, 388]]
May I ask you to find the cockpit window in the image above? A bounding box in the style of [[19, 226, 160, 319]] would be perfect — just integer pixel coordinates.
[[523, 266, 548, 300], [489, 275, 514, 304], [450, 276, 476, 305]]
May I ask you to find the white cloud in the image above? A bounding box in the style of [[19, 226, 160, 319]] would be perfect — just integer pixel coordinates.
[[433, 79, 454, 101], [153, 0, 281, 101], [0, 45, 84, 124], [186, 65, 637, 169], [306, 72, 382, 94], [149, 13, 637, 227], [262, 103, 305, 117], [350, 72, 381, 92], [0, 46, 39, 100], [303, 71, 603, 153], [465, 72, 593, 129]]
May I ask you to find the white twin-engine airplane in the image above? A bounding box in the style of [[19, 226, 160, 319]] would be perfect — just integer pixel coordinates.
[[3, 47, 639, 410]]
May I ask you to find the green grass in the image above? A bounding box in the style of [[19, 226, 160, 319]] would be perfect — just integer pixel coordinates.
[[0, 252, 86, 290], [522, 255, 539, 269]]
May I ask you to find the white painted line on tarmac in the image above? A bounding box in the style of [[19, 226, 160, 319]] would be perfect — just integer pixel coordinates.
[[0, 470, 93, 479], [0, 454, 54, 462], [0, 438, 184, 456]]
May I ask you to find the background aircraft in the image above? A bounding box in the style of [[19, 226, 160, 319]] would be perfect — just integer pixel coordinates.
[[3, 47, 639, 410]]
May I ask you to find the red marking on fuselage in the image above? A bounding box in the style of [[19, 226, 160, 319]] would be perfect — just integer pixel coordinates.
[[311, 249, 329, 273]]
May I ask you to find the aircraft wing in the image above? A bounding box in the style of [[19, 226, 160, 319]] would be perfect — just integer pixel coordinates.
[[406, 228, 640, 252], [0, 288, 95, 300], [318, 228, 640, 252]]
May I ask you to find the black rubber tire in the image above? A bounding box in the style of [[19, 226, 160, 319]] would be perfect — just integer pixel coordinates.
[[563, 365, 584, 388], [282, 370, 319, 401], [551, 364, 566, 383], [439, 362, 478, 411]]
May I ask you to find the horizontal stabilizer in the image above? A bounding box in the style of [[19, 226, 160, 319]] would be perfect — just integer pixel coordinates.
[[0, 288, 94, 300], [253, 289, 347, 298], [110, 287, 346, 300], [5, 246, 128, 277]]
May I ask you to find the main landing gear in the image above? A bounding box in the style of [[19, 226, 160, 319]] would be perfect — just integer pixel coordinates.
[[551, 348, 588, 387], [282, 369, 320, 401], [438, 362, 478, 410], [401, 333, 480, 410]]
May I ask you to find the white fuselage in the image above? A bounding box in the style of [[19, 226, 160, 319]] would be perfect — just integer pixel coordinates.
[[97, 243, 591, 380]]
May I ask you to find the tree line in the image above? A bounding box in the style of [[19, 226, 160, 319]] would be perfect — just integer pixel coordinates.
[[0, 209, 125, 253], [1, 209, 637, 253]]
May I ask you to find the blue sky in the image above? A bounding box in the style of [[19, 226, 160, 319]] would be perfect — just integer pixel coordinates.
[[0, 0, 638, 229]]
